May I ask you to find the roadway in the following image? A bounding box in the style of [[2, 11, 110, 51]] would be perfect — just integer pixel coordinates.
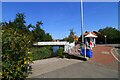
[[36, 62, 118, 78], [28, 58, 118, 78], [28, 44, 119, 78]]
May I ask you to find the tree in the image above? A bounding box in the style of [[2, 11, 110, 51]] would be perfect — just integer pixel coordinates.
[[32, 21, 45, 42], [96, 27, 120, 44], [32, 21, 52, 42], [2, 13, 33, 79], [1, 13, 53, 79], [14, 13, 26, 30], [63, 28, 75, 43], [43, 33, 52, 41], [69, 28, 75, 37]]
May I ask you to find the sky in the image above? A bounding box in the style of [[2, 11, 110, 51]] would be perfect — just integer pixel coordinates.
[[2, 2, 118, 39]]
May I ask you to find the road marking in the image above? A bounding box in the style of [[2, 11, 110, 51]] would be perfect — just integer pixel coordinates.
[[111, 48, 120, 62], [101, 51, 109, 54]]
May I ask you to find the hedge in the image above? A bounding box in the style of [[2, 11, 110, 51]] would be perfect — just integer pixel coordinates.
[[31, 47, 52, 61]]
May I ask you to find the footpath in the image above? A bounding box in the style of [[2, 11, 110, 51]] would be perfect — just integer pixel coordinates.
[[28, 58, 83, 78], [90, 45, 119, 70], [28, 45, 119, 78]]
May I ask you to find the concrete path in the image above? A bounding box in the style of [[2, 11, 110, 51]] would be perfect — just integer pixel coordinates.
[[31, 61, 118, 78], [28, 57, 118, 78], [28, 45, 119, 78], [28, 58, 83, 78]]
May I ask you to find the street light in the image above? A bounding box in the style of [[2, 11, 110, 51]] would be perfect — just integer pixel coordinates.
[[80, 0, 86, 58], [104, 35, 107, 46], [81, 0, 84, 44]]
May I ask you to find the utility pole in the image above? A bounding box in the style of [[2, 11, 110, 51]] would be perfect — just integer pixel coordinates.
[[81, 0, 84, 44], [81, 0, 86, 58]]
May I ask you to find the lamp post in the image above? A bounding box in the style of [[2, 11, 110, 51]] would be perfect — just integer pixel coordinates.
[[81, 0, 84, 45], [104, 35, 107, 46], [80, 0, 86, 58]]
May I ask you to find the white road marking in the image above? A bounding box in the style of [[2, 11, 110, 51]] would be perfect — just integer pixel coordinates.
[[111, 48, 120, 62]]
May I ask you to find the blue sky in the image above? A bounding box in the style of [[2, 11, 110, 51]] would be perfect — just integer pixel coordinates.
[[2, 2, 118, 39]]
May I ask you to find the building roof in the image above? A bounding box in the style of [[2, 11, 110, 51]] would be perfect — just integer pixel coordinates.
[[84, 32, 97, 38]]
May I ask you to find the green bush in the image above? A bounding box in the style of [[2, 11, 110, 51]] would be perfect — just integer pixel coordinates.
[[1, 13, 53, 79], [57, 47, 64, 58], [31, 47, 52, 61], [2, 28, 33, 79], [2, 14, 33, 79]]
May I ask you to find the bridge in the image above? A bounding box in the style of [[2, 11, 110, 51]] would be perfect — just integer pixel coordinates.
[[33, 41, 88, 60], [33, 41, 74, 52]]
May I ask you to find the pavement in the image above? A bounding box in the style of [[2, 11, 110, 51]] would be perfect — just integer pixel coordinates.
[[28, 45, 119, 78], [28, 58, 83, 78], [33, 62, 118, 78], [91, 45, 119, 70]]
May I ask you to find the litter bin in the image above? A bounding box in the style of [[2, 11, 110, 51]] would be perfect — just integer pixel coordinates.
[[81, 49, 93, 58]]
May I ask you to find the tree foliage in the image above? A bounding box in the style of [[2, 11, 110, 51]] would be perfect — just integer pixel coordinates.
[[2, 13, 33, 79], [96, 27, 120, 44], [1, 13, 53, 79], [32, 21, 52, 42], [57, 47, 64, 58], [63, 28, 75, 43], [31, 47, 52, 61]]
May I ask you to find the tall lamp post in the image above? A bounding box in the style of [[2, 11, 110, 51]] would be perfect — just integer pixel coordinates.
[[104, 35, 107, 46], [80, 0, 86, 58], [81, 0, 84, 44]]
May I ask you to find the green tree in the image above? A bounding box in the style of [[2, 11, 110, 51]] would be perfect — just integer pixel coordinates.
[[1, 13, 54, 79], [63, 28, 75, 43], [32, 21, 44, 42], [32, 21, 52, 42], [96, 27, 120, 44], [2, 13, 33, 79], [57, 47, 64, 58], [43, 33, 52, 41], [69, 28, 75, 37]]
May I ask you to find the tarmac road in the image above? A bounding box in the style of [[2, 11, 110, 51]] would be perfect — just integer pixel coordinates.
[[30, 59, 118, 78], [28, 45, 119, 78]]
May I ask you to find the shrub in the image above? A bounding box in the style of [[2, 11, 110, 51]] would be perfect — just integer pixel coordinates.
[[2, 23, 32, 79], [31, 47, 52, 61], [57, 47, 64, 58]]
